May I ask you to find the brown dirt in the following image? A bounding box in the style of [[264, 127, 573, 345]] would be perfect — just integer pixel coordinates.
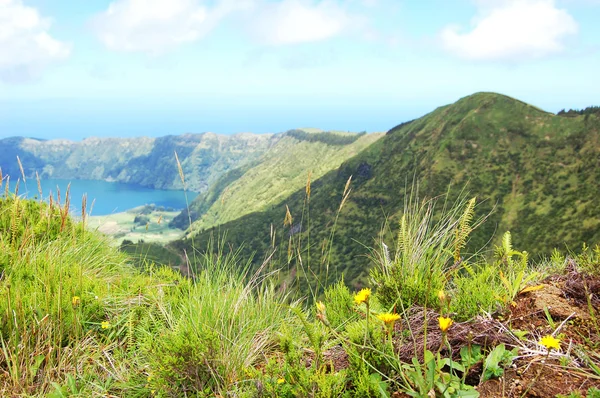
[[477, 360, 600, 397], [394, 307, 513, 363], [477, 263, 600, 397]]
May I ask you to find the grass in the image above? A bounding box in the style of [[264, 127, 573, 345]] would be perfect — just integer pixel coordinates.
[[0, 190, 293, 396]]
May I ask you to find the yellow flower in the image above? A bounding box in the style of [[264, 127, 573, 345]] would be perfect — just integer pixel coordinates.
[[539, 335, 561, 350], [354, 288, 371, 305], [377, 313, 401, 325], [101, 321, 111, 329], [438, 316, 453, 332], [72, 296, 81, 306], [277, 378, 285, 384], [316, 301, 326, 313]]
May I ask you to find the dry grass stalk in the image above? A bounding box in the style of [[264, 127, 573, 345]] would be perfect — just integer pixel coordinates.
[[174, 151, 185, 187], [35, 172, 42, 200], [81, 193, 87, 227], [16, 156, 26, 183], [343, 175, 352, 197], [306, 171, 312, 200], [284, 205, 293, 227]]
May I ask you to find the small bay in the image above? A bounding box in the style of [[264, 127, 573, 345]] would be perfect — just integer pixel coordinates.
[[4, 178, 197, 216]]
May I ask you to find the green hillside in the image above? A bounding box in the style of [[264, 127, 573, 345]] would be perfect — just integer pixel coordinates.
[[171, 130, 383, 230], [0, 133, 277, 192], [172, 92, 600, 287]]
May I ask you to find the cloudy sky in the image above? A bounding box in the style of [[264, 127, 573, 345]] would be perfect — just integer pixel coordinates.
[[0, 0, 598, 139]]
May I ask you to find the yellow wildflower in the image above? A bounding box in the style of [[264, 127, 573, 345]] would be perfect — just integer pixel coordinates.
[[277, 378, 285, 384], [539, 335, 561, 350], [72, 296, 81, 306], [354, 288, 371, 305], [438, 316, 453, 332], [377, 313, 401, 325], [101, 321, 111, 329]]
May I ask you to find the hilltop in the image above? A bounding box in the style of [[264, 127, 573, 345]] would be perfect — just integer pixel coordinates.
[[173, 92, 600, 287]]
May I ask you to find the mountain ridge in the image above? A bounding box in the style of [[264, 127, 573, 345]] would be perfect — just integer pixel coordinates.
[[0, 129, 380, 196], [171, 92, 600, 287]]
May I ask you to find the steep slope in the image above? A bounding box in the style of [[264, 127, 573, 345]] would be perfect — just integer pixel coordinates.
[[0, 133, 277, 192], [171, 92, 600, 287], [170, 130, 383, 229]]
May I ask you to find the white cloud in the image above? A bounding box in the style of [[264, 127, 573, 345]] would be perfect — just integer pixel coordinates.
[[92, 0, 365, 54], [91, 0, 231, 54], [0, 0, 70, 83], [243, 0, 358, 45], [441, 0, 578, 61]]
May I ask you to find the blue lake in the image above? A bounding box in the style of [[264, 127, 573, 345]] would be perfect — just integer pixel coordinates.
[[4, 178, 197, 216]]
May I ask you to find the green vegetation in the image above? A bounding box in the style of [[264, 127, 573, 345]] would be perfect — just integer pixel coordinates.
[[2, 186, 598, 396], [87, 204, 184, 245], [0, 132, 277, 191], [284, 129, 367, 145], [170, 130, 382, 230], [175, 92, 600, 288], [0, 190, 295, 396], [557, 106, 600, 117]]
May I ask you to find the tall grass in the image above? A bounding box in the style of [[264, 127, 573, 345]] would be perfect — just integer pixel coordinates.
[[145, 245, 293, 395], [370, 191, 485, 312], [0, 186, 293, 396]]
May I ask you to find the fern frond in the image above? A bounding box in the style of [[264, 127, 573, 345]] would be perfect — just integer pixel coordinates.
[[502, 231, 513, 256], [463, 262, 476, 277]]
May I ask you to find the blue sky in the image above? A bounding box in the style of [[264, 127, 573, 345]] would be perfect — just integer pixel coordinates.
[[0, 0, 599, 139]]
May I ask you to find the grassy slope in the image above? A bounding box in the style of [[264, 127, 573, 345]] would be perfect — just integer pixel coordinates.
[[172, 92, 600, 287], [174, 131, 383, 232]]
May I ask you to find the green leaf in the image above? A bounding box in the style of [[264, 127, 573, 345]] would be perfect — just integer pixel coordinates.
[[29, 354, 45, 381], [456, 389, 480, 397], [482, 344, 508, 382], [460, 345, 483, 367]]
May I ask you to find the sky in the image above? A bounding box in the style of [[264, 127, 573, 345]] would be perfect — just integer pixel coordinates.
[[0, 0, 599, 140]]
